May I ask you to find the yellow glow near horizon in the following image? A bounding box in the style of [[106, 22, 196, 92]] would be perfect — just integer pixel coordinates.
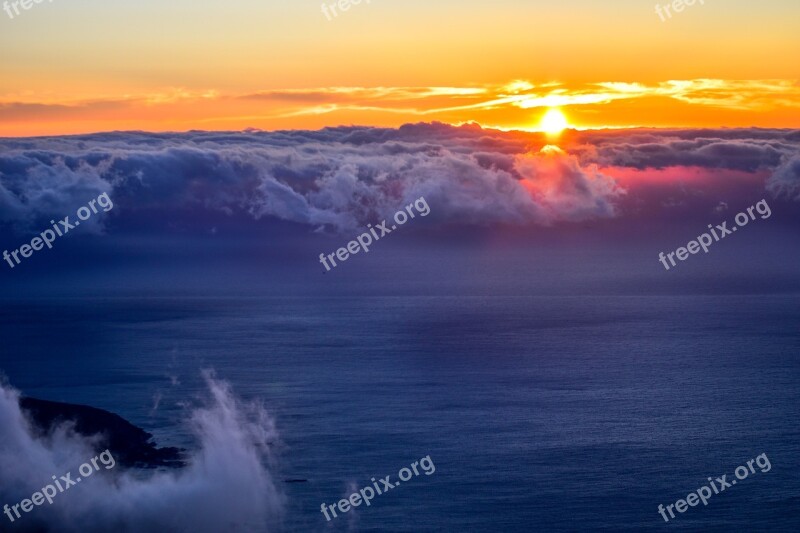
[[539, 109, 569, 136]]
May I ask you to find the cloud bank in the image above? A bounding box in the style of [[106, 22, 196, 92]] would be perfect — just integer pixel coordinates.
[[0, 123, 797, 237]]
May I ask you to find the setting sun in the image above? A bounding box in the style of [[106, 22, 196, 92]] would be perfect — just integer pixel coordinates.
[[539, 109, 569, 136]]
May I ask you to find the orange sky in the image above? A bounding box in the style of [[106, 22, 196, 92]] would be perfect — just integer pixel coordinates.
[[1, 0, 798, 136]]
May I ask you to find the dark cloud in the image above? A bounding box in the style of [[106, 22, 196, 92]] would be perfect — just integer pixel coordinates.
[[0, 100, 131, 121]]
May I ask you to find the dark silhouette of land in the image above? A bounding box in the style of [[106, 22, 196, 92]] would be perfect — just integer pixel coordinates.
[[20, 397, 185, 469]]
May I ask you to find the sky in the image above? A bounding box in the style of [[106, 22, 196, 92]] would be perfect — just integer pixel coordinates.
[[1, 0, 799, 136]]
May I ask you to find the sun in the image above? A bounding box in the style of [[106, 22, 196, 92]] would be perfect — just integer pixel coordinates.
[[539, 108, 569, 136]]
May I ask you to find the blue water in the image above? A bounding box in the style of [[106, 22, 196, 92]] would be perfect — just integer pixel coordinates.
[[1, 292, 798, 531]]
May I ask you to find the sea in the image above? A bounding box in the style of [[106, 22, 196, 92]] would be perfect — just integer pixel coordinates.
[[1, 221, 799, 531]]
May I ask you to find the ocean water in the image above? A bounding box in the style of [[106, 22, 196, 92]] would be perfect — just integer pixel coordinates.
[[1, 291, 798, 531]]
